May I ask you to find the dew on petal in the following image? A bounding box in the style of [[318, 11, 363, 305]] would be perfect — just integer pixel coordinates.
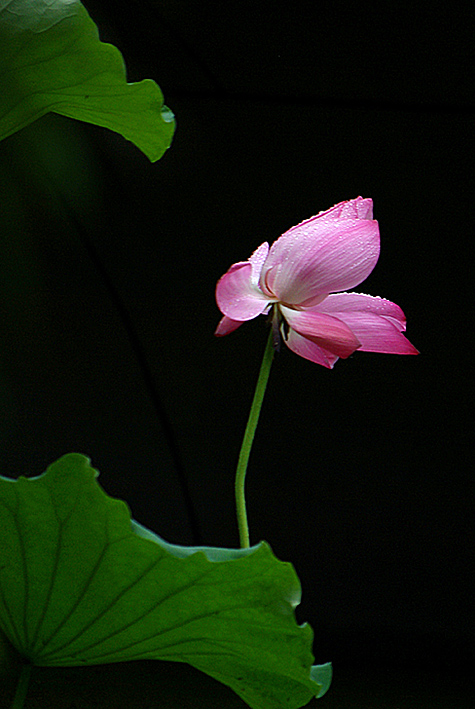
[[214, 198, 418, 366]]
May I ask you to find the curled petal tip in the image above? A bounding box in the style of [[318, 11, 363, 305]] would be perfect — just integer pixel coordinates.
[[215, 316, 244, 337]]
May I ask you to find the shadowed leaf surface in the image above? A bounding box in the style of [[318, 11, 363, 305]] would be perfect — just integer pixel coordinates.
[[0, 454, 331, 708], [0, 0, 174, 160]]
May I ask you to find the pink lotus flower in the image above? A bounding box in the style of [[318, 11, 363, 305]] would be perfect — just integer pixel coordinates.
[[215, 197, 418, 368]]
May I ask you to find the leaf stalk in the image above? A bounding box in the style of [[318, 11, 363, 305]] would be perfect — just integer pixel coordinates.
[[10, 662, 31, 709]]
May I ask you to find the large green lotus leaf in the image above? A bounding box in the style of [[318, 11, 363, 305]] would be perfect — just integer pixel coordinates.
[[0, 454, 331, 708], [0, 0, 174, 160]]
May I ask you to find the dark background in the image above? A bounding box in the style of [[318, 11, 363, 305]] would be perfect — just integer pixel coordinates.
[[1, 1, 474, 706]]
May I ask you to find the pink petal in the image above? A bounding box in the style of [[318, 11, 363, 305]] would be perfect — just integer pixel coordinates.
[[262, 214, 380, 306], [284, 329, 340, 368], [214, 316, 244, 336], [280, 306, 361, 359], [332, 313, 418, 354], [319, 292, 406, 327], [316, 293, 419, 354], [342, 197, 373, 219], [248, 242, 270, 284], [216, 261, 271, 321], [314, 196, 374, 221]]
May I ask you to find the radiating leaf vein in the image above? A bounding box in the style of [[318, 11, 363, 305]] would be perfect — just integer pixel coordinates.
[[38, 561, 215, 661]]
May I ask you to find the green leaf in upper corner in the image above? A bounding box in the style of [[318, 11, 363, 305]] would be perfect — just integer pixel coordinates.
[[0, 454, 331, 708], [0, 0, 175, 161]]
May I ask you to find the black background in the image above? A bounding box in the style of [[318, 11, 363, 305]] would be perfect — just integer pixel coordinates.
[[1, 1, 474, 706]]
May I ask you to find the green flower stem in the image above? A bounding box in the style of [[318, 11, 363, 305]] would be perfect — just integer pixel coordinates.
[[235, 327, 275, 548], [10, 663, 31, 709]]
